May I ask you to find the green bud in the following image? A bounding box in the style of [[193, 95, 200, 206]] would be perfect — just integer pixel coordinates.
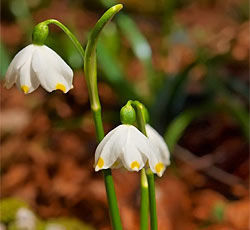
[[120, 103, 136, 125], [32, 22, 49, 45]]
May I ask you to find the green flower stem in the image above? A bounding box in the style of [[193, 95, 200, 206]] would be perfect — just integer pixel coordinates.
[[92, 107, 105, 141], [43, 19, 85, 59], [128, 100, 149, 230], [140, 168, 149, 230], [103, 168, 122, 229], [133, 101, 158, 230], [84, 4, 123, 230], [145, 169, 157, 230]]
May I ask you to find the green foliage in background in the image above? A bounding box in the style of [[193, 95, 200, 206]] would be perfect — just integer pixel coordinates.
[[0, 41, 11, 78], [0, 198, 28, 224]]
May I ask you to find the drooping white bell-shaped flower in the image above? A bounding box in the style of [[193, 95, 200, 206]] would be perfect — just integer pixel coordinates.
[[95, 124, 167, 176], [146, 124, 170, 167], [5, 44, 73, 94]]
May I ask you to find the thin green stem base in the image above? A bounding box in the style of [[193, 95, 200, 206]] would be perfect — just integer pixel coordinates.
[[140, 168, 149, 230], [146, 170, 158, 230], [132, 100, 158, 230], [103, 169, 122, 230]]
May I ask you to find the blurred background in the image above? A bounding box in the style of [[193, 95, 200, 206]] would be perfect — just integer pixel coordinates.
[[0, 0, 249, 229]]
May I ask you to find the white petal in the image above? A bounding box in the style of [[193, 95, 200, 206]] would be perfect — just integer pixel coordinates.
[[121, 144, 146, 172], [120, 126, 148, 171], [95, 125, 121, 163], [15, 57, 39, 94], [31, 46, 73, 93], [128, 126, 157, 159], [95, 141, 119, 171], [147, 148, 166, 177], [95, 125, 127, 171], [127, 125, 166, 177], [146, 124, 170, 166], [5, 44, 34, 89], [42, 45, 73, 83]]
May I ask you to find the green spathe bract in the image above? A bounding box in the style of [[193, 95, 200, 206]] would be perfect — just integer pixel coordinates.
[[141, 102, 150, 123]]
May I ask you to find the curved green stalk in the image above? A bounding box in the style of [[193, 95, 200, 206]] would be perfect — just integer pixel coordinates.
[[84, 4, 123, 230], [44, 19, 85, 59], [133, 101, 158, 230], [84, 4, 123, 115]]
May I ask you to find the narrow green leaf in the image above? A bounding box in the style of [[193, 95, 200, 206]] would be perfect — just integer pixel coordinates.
[[0, 41, 11, 78]]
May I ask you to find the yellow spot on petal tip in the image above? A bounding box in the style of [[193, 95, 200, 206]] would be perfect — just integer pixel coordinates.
[[55, 83, 66, 93], [155, 162, 164, 173], [21, 85, 29, 94], [131, 161, 140, 170], [97, 158, 104, 169]]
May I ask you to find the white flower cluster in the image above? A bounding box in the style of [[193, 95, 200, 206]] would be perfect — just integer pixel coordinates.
[[5, 42, 170, 177], [95, 124, 170, 177]]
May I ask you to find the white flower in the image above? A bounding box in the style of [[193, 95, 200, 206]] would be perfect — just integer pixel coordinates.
[[16, 207, 36, 230], [146, 124, 170, 166], [5, 44, 73, 94], [94, 124, 167, 176]]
